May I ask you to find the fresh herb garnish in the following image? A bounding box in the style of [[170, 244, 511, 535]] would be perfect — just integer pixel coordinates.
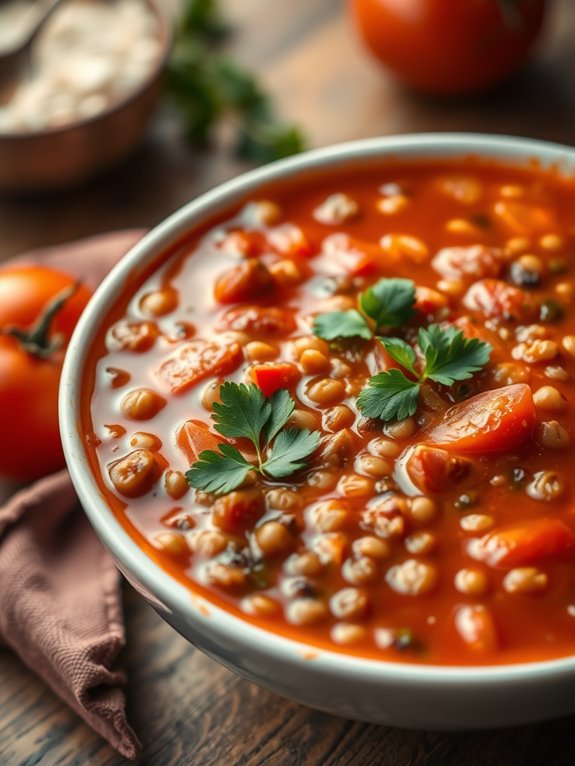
[[313, 309, 373, 341], [166, 0, 305, 162], [186, 383, 320, 494], [357, 324, 492, 422], [313, 277, 416, 342]]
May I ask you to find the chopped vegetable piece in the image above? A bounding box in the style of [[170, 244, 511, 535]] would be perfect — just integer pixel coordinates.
[[156, 340, 242, 394], [250, 362, 300, 397], [214, 258, 274, 304], [177, 420, 224, 463], [470, 519, 575, 568], [427, 383, 536, 452]]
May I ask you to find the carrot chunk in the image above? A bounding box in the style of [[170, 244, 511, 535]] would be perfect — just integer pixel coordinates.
[[427, 383, 536, 453], [250, 362, 300, 397], [156, 340, 242, 394], [470, 519, 575, 569], [177, 420, 224, 463]]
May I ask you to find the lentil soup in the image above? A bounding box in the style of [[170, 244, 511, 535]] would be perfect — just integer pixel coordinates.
[[81, 159, 575, 666]]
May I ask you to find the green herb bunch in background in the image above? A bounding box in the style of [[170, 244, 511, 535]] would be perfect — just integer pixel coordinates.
[[166, 0, 306, 163]]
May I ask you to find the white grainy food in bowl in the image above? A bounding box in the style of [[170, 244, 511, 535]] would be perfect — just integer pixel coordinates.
[[0, 0, 162, 132], [61, 134, 575, 730]]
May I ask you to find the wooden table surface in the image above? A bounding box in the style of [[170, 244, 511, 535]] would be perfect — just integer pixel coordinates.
[[2, 1, 575, 764]]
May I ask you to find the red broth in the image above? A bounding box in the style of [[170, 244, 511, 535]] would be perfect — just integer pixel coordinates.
[[81, 159, 575, 665]]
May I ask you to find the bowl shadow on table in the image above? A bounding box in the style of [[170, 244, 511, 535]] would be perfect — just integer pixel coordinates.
[[120, 589, 575, 766]]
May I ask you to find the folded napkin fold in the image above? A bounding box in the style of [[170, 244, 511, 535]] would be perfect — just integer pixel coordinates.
[[0, 230, 146, 760]]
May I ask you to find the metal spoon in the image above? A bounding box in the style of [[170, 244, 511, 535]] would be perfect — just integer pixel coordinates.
[[0, 0, 66, 104]]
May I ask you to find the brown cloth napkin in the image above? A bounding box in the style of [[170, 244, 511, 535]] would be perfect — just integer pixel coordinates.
[[0, 230, 146, 760]]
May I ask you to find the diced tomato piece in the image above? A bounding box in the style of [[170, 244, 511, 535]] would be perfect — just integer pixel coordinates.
[[322, 233, 379, 275], [427, 384, 536, 453], [214, 258, 274, 304], [404, 445, 478, 493], [415, 285, 449, 317], [454, 605, 499, 654], [432, 245, 502, 281], [177, 420, 224, 463], [463, 279, 529, 320], [266, 224, 314, 257], [156, 340, 242, 394], [470, 519, 575, 569], [250, 362, 300, 397], [217, 305, 296, 336]]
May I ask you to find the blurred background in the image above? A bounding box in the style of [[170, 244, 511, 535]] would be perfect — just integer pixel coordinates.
[[0, 0, 575, 259], [0, 0, 574, 262]]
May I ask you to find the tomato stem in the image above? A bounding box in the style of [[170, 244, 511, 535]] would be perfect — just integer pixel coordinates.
[[0, 280, 82, 359]]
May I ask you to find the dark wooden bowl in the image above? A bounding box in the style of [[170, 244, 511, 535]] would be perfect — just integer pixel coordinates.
[[0, 0, 172, 193]]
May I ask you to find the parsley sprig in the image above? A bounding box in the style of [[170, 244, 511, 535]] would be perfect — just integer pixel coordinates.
[[186, 383, 320, 495], [166, 0, 305, 163], [357, 325, 492, 422], [313, 278, 416, 341]]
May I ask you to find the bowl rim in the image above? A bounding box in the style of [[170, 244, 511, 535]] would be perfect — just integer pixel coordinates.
[[0, 0, 172, 141], [60, 132, 575, 685]]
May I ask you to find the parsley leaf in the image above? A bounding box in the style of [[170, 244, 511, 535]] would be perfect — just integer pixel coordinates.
[[359, 278, 416, 328], [212, 382, 271, 448], [419, 325, 492, 386], [313, 278, 416, 342], [262, 428, 321, 479], [357, 370, 420, 422], [313, 310, 372, 341], [264, 389, 294, 443], [186, 444, 252, 495], [358, 324, 492, 422], [187, 382, 320, 494], [378, 337, 418, 376]]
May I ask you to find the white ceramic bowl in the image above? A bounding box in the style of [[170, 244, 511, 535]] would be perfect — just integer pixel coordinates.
[[60, 133, 575, 730]]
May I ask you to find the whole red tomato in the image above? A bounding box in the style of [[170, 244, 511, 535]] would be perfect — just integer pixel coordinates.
[[349, 0, 547, 95], [0, 266, 92, 481]]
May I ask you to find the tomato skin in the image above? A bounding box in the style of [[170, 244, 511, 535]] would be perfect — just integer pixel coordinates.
[[0, 267, 92, 480], [349, 0, 547, 95], [427, 383, 536, 453], [0, 265, 91, 340], [250, 362, 301, 397]]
